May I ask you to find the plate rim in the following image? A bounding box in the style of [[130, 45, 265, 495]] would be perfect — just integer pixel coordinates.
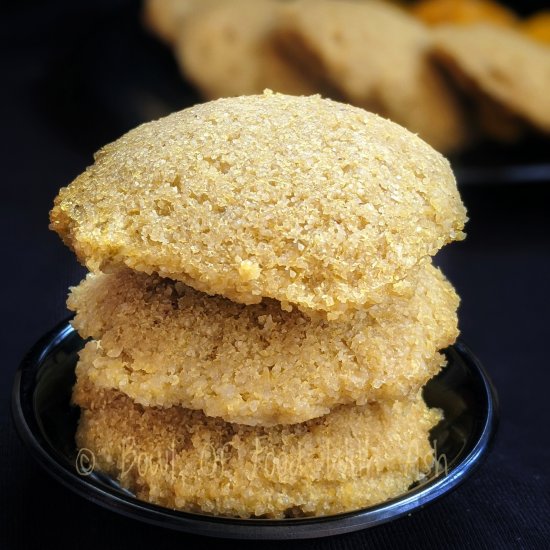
[[11, 319, 499, 540]]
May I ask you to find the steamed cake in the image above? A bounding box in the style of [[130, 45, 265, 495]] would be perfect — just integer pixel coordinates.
[[51, 92, 466, 319]]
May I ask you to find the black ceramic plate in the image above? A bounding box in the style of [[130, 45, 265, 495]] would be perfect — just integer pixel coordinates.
[[12, 320, 498, 540]]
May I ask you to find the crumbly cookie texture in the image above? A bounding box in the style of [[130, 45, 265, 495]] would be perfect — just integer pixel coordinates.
[[74, 376, 441, 518], [51, 92, 466, 318], [433, 23, 550, 133], [277, 0, 470, 153], [68, 263, 458, 426]]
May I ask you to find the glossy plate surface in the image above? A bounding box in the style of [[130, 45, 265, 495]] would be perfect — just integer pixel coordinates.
[[12, 320, 498, 539]]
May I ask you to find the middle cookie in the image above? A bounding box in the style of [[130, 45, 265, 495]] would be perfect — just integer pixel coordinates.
[[69, 263, 458, 426]]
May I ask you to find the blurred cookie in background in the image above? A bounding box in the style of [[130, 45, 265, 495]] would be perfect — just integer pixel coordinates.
[[142, 0, 550, 156], [411, 0, 517, 27], [432, 23, 550, 139], [144, 0, 197, 44], [276, 0, 470, 154], [173, 0, 319, 99], [521, 10, 550, 45], [143, 0, 220, 44]]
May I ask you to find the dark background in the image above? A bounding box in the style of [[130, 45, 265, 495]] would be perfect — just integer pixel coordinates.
[[1, 1, 549, 548]]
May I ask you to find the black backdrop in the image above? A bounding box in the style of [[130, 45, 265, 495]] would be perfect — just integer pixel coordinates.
[[1, 2, 549, 548]]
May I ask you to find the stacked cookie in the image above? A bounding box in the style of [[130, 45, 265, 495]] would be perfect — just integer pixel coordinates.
[[50, 92, 466, 518]]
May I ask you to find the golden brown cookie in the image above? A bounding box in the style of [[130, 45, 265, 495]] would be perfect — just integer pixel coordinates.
[[74, 376, 441, 518], [432, 23, 550, 134], [50, 92, 466, 318], [277, 0, 470, 153], [68, 263, 458, 426]]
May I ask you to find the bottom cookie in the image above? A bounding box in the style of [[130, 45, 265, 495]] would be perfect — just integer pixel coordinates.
[[74, 375, 441, 518]]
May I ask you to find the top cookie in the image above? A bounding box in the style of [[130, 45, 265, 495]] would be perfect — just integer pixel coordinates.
[[50, 92, 466, 317]]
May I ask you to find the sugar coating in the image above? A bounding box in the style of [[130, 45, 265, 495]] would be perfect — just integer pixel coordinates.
[[433, 23, 550, 133], [51, 92, 466, 318], [277, 0, 470, 153], [74, 376, 441, 518], [68, 263, 458, 426]]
